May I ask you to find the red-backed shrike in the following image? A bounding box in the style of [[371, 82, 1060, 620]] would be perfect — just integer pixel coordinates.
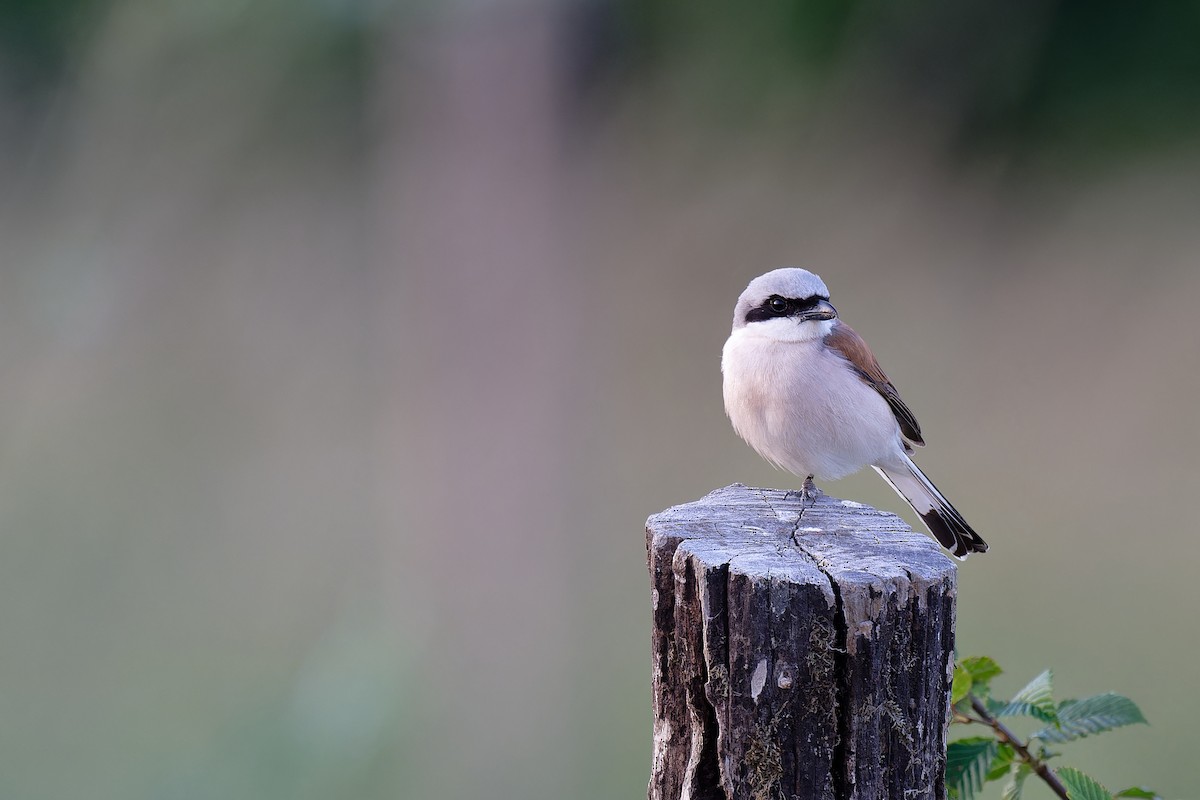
[[721, 267, 988, 558]]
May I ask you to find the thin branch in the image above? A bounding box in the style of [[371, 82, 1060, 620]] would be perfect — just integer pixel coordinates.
[[969, 696, 1070, 800]]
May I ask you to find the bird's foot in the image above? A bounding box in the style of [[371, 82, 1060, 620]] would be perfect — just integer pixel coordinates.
[[785, 478, 822, 525], [786, 477, 822, 520], [801, 476, 822, 506]]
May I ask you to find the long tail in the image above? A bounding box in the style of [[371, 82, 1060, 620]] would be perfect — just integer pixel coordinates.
[[874, 455, 989, 559]]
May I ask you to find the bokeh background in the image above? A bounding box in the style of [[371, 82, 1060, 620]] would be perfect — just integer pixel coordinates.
[[3, 1, 1199, 798]]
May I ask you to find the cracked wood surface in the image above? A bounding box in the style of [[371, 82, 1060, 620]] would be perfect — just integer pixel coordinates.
[[646, 484, 957, 800]]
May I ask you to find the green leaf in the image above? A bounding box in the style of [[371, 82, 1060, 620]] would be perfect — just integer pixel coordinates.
[[995, 669, 1058, 724], [1031, 693, 1148, 743], [1001, 762, 1032, 800], [946, 737, 997, 800], [961, 656, 1003, 693], [986, 742, 1016, 781], [952, 663, 972, 705], [1113, 788, 1160, 799], [1057, 766, 1112, 800], [984, 695, 1007, 715]]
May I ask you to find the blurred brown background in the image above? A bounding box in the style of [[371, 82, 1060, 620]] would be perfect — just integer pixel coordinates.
[[2, 1, 1198, 798]]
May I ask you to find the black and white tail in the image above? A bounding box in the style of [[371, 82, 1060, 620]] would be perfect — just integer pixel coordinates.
[[874, 455, 989, 559]]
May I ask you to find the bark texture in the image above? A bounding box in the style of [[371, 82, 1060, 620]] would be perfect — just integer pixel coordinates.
[[647, 484, 957, 800]]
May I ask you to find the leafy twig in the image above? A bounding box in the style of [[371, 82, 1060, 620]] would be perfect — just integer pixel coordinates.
[[946, 656, 1154, 800], [968, 695, 1069, 800]]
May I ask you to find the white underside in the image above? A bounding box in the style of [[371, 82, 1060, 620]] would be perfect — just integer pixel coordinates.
[[721, 327, 907, 481]]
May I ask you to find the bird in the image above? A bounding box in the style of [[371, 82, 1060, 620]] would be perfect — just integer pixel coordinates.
[[721, 267, 988, 558]]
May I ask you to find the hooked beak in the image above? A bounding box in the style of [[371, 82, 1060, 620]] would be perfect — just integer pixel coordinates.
[[799, 299, 837, 321]]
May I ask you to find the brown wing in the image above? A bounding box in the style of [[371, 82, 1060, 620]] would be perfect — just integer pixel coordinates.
[[824, 320, 925, 447]]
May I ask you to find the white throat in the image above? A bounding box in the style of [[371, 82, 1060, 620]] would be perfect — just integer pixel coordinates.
[[738, 317, 835, 343]]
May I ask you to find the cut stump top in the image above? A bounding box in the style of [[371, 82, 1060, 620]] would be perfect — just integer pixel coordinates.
[[647, 483, 956, 599]]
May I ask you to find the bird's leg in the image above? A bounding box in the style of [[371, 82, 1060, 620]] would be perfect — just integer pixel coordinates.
[[801, 475, 822, 507]]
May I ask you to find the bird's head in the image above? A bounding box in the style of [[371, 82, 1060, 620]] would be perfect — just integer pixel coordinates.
[[731, 268, 838, 342]]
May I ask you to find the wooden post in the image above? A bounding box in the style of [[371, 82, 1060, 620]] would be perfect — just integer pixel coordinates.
[[647, 484, 957, 800]]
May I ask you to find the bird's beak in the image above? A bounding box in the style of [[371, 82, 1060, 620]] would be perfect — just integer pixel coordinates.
[[800, 300, 837, 321]]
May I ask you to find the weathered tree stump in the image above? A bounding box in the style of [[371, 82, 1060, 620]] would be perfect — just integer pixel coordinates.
[[647, 484, 957, 800]]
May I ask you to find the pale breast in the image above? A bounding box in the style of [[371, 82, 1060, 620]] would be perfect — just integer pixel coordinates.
[[722, 332, 903, 480]]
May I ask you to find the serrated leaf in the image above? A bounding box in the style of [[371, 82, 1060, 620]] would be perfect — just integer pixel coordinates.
[[1057, 766, 1112, 800], [964, 657, 1003, 690], [1031, 694, 1147, 743], [995, 669, 1058, 724], [1001, 762, 1032, 800], [946, 737, 997, 800], [952, 664, 973, 705], [986, 742, 1016, 781], [1113, 788, 1160, 799]]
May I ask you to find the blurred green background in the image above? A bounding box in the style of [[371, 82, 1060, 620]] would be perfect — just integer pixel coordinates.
[[3, 1, 1198, 798]]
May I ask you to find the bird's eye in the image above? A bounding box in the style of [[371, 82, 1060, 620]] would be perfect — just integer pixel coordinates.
[[768, 297, 789, 314]]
